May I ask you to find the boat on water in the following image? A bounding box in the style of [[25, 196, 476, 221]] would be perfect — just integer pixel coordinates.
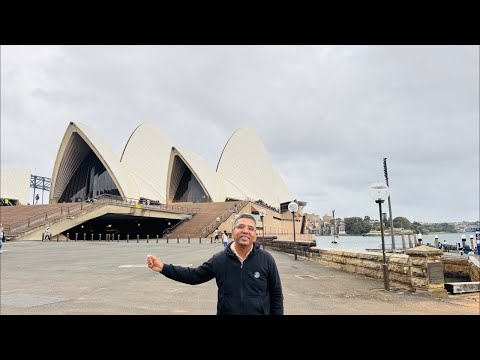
[[363, 229, 415, 236], [362, 230, 382, 236]]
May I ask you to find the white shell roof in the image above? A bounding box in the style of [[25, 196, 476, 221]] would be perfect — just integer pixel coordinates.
[[169, 146, 226, 202], [50, 122, 296, 209], [50, 122, 139, 201], [120, 123, 172, 203], [216, 127, 294, 208]]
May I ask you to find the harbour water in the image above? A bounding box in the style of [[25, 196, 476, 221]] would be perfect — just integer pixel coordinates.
[[315, 232, 478, 252]]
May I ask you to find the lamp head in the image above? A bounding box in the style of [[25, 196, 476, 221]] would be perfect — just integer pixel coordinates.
[[259, 209, 266, 218], [288, 201, 298, 213], [369, 182, 389, 202]]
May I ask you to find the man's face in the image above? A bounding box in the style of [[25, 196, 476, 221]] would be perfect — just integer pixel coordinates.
[[232, 217, 257, 247]]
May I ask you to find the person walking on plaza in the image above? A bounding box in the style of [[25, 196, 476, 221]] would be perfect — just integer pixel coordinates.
[[147, 213, 284, 315], [43, 227, 52, 241], [0, 223, 4, 254], [214, 228, 219, 243], [222, 230, 229, 248]]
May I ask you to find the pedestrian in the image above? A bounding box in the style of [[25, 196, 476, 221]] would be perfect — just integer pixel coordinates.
[[146, 213, 284, 315], [43, 227, 52, 241], [222, 230, 229, 248], [0, 223, 4, 254], [214, 228, 219, 243]]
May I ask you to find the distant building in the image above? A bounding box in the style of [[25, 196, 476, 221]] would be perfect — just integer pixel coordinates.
[[0, 168, 31, 205]]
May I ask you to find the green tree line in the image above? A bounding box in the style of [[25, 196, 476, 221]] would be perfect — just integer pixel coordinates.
[[343, 216, 456, 235]]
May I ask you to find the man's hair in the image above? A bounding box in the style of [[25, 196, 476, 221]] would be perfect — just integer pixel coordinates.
[[234, 213, 256, 227]]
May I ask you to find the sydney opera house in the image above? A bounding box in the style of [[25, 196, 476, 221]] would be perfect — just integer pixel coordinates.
[[1, 122, 310, 241]]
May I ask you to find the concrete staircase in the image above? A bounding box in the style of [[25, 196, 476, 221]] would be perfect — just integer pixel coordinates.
[[0, 202, 104, 239], [1, 204, 69, 237], [166, 201, 245, 238]]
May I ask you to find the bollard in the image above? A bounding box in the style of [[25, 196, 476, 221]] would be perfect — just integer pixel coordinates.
[[75, 233, 78, 242], [67, 233, 69, 241], [211, 237, 213, 244], [156, 235, 158, 243], [188, 236, 190, 244], [57, 234, 59, 242], [434, 235, 439, 248], [127, 235, 129, 243], [177, 236, 179, 244], [91, 234, 94, 241], [470, 235, 474, 249], [147, 235, 149, 243], [401, 234, 406, 249], [84, 233, 86, 241], [200, 237, 201, 244], [137, 235, 139, 243], [99, 234, 102, 241], [408, 234, 413, 248], [167, 236, 169, 244], [461, 234, 466, 250], [118, 234, 120, 242]]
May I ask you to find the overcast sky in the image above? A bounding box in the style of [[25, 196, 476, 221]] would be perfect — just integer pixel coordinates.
[[1, 45, 478, 223]]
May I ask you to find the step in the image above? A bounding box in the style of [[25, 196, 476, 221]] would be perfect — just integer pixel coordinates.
[[444, 282, 480, 294]]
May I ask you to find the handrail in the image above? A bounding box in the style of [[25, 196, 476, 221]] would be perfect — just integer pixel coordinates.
[[200, 200, 249, 238], [4, 194, 200, 237], [94, 194, 200, 215], [161, 216, 191, 238], [4, 202, 91, 235]]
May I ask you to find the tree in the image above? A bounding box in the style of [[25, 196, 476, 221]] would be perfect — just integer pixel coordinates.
[[344, 217, 372, 235], [393, 217, 411, 229], [411, 221, 427, 234]]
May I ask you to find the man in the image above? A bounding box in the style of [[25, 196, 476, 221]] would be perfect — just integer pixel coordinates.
[[0, 223, 4, 254], [146, 213, 284, 315], [43, 227, 52, 241]]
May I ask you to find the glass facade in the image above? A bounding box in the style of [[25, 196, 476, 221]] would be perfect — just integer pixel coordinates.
[[59, 151, 120, 203], [171, 156, 210, 203]]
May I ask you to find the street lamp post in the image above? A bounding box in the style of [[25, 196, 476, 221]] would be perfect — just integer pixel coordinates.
[[369, 182, 390, 291], [332, 209, 337, 243], [259, 209, 266, 250], [288, 201, 299, 260]]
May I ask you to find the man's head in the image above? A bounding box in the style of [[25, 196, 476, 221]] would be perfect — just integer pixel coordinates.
[[232, 214, 257, 247]]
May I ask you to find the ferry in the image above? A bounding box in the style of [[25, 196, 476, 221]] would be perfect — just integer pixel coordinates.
[[362, 230, 382, 236], [363, 229, 415, 236]]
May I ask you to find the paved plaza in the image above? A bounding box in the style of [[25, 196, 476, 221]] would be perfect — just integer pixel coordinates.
[[1, 240, 479, 315]]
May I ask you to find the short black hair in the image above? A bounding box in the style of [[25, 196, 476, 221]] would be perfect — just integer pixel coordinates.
[[234, 213, 256, 227]]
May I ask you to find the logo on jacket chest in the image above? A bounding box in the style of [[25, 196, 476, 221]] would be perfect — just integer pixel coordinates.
[[254, 271, 260, 278]]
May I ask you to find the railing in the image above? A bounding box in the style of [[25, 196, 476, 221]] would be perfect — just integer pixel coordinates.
[[200, 200, 249, 238], [161, 216, 191, 238], [94, 194, 200, 215], [4, 194, 200, 237], [4, 202, 94, 236]]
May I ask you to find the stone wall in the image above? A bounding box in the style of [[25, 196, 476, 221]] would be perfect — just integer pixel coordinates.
[[270, 241, 452, 297], [468, 256, 480, 281], [442, 257, 469, 278]]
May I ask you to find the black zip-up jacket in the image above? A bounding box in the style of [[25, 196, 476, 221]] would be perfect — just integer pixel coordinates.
[[161, 242, 284, 315]]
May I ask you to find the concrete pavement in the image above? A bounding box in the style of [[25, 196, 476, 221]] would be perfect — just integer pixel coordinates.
[[1, 240, 479, 315]]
